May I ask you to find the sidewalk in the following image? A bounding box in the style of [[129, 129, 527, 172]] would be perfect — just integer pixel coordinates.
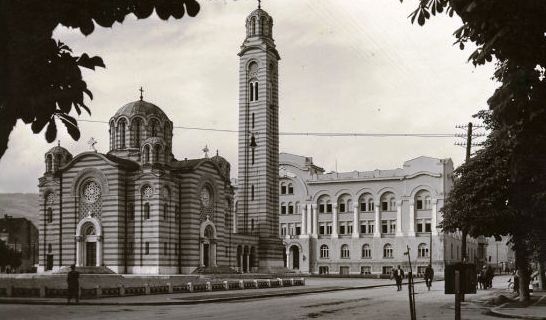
[[489, 290, 546, 320], [0, 278, 412, 306]]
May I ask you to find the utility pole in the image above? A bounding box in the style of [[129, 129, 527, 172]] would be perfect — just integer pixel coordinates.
[[454, 122, 484, 312], [404, 245, 417, 320]]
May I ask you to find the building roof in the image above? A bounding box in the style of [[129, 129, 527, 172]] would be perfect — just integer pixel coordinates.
[[113, 100, 169, 121]]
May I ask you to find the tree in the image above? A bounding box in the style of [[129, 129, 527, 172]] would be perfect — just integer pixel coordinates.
[[400, 0, 546, 302], [0, 0, 200, 159], [0, 240, 22, 271]]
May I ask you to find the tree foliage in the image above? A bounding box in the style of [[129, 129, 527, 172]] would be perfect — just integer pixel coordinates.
[[0, 0, 200, 159], [400, 0, 546, 301]]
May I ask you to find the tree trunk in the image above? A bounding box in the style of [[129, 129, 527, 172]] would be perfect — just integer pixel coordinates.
[[514, 239, 531, 302], [538, 260, 545, 291]]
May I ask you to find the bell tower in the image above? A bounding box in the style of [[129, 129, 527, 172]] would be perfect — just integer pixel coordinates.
[[237, 4, 283, 270]]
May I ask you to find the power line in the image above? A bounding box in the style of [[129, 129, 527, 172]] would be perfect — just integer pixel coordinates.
[[78, 119, 456, 138]]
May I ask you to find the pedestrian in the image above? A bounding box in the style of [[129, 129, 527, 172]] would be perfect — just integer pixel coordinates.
[[67, 264, 80, 304], [424, 264, 434, 291], [486, 264, 494, 289], [392, 265, 405, 291]]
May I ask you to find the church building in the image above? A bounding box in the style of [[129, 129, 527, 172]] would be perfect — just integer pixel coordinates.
[[37, 5, 284, 274]]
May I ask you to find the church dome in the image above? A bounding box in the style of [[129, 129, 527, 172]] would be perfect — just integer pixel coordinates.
[[114, 100, 169, 121], [47, 144, 71, 156], [245, 6, 273, 39], [44, 142, 72, 174]]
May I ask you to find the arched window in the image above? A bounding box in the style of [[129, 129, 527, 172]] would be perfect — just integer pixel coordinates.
[[251, 184, 255, 201], [341, 244, 350, 259], [383, 243, 393, 258], [381, 192, 396, 211], [47, 207, 53, 223], [362, 244, 371, 258], [118, 119, 126, 148], [249, 81, 259, 101], [46, 154, 52, 173], [133, 118, 142, 147], [150, 119, 159, 137], [280, 183, 286, 195], [288, 183, 294, 194], [260, 17, 265, 35], [280, 203, 286, 215], [254, 81, 259, 100], [288, 202, 294, 214], [109, 121, 115, 148], [154, 145, 161, 163], [162, 203, 168, 220], [128, 203, 135, 221], [143, 145, 150, 163], [144, 203, 150, 220], [252, 113, 255, 129], [418, 243, 429, 258], [415, 190, 432, 210], [251, 16, 256, 35], [359, 193, 373, 212], [320, 244, 329, 258]]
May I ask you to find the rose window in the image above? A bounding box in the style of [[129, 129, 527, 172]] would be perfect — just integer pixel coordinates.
[[83, 181, 101, 204], [143, 186, 153, 199]]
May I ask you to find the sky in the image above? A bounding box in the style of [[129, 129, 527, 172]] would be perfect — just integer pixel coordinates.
[[0, 0, 498, 193]]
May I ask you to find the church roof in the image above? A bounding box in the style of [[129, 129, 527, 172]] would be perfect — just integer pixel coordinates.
[[103, 154, 140, 170], [114, 100, 169, 121]]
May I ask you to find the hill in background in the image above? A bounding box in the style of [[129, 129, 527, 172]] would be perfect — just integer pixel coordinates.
[[0, 193, 39, 226]]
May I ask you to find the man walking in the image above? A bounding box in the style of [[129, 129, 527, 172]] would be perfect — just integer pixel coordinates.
[[392, 265, 405, 291], [67, 264, 80, 304], [424, 264, 434, 291]]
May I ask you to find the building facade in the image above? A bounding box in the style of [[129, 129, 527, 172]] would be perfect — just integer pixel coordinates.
[[278, 153, 478, 276], [37, 5, 283, 274], [0, 215, 39, 273]]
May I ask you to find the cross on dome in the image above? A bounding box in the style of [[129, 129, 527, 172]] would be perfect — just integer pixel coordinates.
[[139, 86, 144, 101], [258, 0, 261, 9]]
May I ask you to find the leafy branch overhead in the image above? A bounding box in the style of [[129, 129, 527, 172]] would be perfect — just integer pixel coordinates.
[[0, 0, 200, 159]]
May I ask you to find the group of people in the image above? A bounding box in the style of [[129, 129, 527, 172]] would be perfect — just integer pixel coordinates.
[[477, 265, 495, 290], [391, 264, 434, 291]]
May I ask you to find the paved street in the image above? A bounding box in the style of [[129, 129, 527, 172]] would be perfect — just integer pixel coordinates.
[[0, 276, 511, 320]]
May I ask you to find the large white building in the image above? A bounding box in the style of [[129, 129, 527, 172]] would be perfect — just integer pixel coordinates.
[[278, 153, 478, 276]]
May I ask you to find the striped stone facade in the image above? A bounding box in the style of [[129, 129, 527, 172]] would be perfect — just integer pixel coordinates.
[[235, 7, 284, 271]]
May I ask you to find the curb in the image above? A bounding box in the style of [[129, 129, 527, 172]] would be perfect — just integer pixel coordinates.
[[0, 281, 426, 306], [489, 303, 546, 320]]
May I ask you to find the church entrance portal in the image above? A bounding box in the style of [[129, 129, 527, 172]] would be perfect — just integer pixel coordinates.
[[203, 243, 210, 267], [75, 218, 102, 267], [200, 224, 216, 268], [86, 242, 97, 267]]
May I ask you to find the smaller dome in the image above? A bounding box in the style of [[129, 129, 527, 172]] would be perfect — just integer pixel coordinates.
[[47, 143, 71, 157], [247, 8, 272, 21], [114, 100, 169, 121]]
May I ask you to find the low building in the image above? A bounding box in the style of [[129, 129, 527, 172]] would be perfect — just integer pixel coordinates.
[[278, 153, 478, 276], [485, 236, 515, 273], [0, 215, 39, 272]]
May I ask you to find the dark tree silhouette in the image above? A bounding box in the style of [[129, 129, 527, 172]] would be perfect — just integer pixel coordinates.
[[400, 0, 546, 301], [0, 0, 200, 159]]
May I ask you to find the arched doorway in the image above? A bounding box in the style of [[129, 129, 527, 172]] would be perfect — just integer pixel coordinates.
[[236, 245, 242, 272], [289, 245, 300, 270], [200, 222, 217, 268], [75, 218, 102, 267], [249, 247, 257, 272]]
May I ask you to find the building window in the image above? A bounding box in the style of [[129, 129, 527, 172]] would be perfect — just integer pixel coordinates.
[[46, 207, 53, 223], [48, 243, 52, 253], [145, 242, 150, 255], [380, 193, 396, 211], [288, 183, 294, 194], [118, 119, 126, 148], [341, 244, 350, 259], [319, 203, 325, 213], [418, 243, 429, 258], [162, 204, 168, 220], [319, 266, 329, 275], [339, 202, 345, 213], [326, 224, 332, 235], [319, 224, 325, 235], [288, 203, 294, 214], [383, 243, 393, 258], [251, 148, 255, 165], [382, 220, 396, 234], [280, 183, 286, 195], [252, 113, 255, 129], [416, 219, 432, 233], [362, 244, 371, 258], [320, 245, 329, 258], [281, 204, 286, 215], [251, 16, 256, 35], [143, 145, 150, 163], [280, 224, 287, 237], [360, 220, 374, 234], [295, 225, 301, 235], [326, 202, 332, 213], [144, 203, 150, 220], [361, 266, 371, 275], [128, 203, 135, 221], [251, 184, 255, 201], [339, 224, 346, 235]]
